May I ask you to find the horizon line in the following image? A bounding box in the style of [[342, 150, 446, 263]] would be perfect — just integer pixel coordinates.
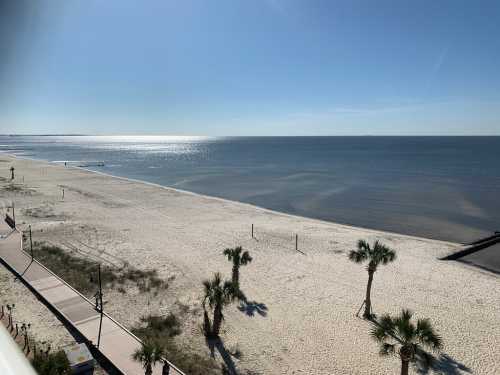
[[1, 134, 500, 137]]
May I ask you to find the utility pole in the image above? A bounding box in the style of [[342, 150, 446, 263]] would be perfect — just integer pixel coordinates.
[[29, 225, 33, 260], [96, 264, 104, 348]]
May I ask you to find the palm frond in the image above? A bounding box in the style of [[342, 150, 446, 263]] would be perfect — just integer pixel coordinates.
[[416, 318, 442, 351], [223, 280, 239, 302], [369, 309, 442, 369], [213, 272, 222, 286], [348, 249, 367, 263], [350, 239, 396, 268], [371, 325, 389, 342], [132, 340, 160, 370], [223, 248, 234, 260], [379, 343, 396, 356], [401, 309, 413, 321], [371, 314, 394, 342], [358, 239, 371, 252], [202, 279, 211, 293], [241, 251, 252, 265], [372, 241, 397, 265], [394, 310, 415, 343], [203, 273, 227, 308], [378, 314, 395, 332], [202, 280, 212, 306]]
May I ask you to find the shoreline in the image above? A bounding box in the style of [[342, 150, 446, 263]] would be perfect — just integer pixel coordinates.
[[2, 152, 460, 248]]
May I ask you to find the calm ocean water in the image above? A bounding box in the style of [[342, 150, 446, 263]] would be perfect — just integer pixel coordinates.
[[1, 135, 500, 243]]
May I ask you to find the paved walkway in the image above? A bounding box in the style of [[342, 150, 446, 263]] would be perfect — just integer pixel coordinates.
[[0, 220, 184, 375]]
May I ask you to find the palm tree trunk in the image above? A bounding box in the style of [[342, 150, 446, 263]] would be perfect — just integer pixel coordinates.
[[232, 264, 239, 287], [203, 308, 212, 337], [400, 359, 409, 375], [364, 269, 374, 318], [146, 363, 153, 375], [212, 304, 223, 337]]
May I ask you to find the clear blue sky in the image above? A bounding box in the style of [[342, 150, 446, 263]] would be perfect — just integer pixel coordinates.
[[2, 0, 500, 135]]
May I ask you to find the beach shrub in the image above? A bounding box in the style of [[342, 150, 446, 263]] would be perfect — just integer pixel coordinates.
[[132, 313, 182, 339], [26, 241, 167, 297], [1, 183, 33, 195], [31, 350, 71, 375]]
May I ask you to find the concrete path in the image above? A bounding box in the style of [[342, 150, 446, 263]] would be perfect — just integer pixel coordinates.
[[0, 220, 184, 375]]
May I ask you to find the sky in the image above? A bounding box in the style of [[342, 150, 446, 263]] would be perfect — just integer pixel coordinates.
[[1, 0, 500, 135]]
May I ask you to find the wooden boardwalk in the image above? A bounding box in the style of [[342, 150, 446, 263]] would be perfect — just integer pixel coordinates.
[[0, 220, 184, 375]]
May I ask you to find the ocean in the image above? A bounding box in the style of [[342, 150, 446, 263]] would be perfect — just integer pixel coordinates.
[[1, 135, 499, 244]]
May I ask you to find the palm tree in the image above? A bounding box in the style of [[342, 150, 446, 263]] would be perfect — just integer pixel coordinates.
[[223, 246, 252, 288], [371, 309, 442, 375], [202, 272, 238, 337], [132, 339, 165, 375], [349, 239, 396, 318]]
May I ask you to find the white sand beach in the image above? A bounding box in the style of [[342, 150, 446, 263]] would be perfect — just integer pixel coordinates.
[[0, 265, 74, 349], [0, 154, 499, 374]]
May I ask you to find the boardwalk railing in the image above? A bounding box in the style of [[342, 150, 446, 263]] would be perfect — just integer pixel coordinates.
[[0, 217, 186, 375]]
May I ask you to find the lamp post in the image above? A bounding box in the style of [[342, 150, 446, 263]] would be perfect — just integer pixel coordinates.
[[29, 225, 34, 259], [10, 166, 15, 180], [95, 264, 104, 349]]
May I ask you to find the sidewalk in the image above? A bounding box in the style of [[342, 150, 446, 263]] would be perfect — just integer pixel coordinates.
[[0, 220, 184, 375]]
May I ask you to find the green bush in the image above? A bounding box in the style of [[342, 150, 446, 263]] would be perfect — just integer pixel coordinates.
[[31, 350, 71, 375], [26, 241, 167, 297]]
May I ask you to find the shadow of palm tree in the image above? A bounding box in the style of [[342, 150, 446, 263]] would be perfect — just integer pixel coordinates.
[[237, 300, 268, 317], [206, 337, 239, 375], [414, 352, 472, 375]]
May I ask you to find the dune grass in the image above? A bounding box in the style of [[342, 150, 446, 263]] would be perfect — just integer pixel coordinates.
[[24, 240, 168, 297], [1, 183, 33, 195]]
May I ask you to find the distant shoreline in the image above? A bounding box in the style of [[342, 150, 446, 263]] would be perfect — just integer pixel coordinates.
[[2, 152, 459, 247], [2, 134, 500, 137], [9, 151, 500, 273], [0, 135, 500, 269]]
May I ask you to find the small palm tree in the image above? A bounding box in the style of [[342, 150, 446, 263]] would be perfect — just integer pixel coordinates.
[[132, 339, 165, 375], [223, 246, 252, 288], [349, 239, 396, 318], [202, 272, 237, 337], [371, 309, 442, 375]]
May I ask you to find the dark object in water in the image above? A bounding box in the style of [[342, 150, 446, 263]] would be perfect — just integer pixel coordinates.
[[77, 162, 105, 167], [441, 232, 500, 261]]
